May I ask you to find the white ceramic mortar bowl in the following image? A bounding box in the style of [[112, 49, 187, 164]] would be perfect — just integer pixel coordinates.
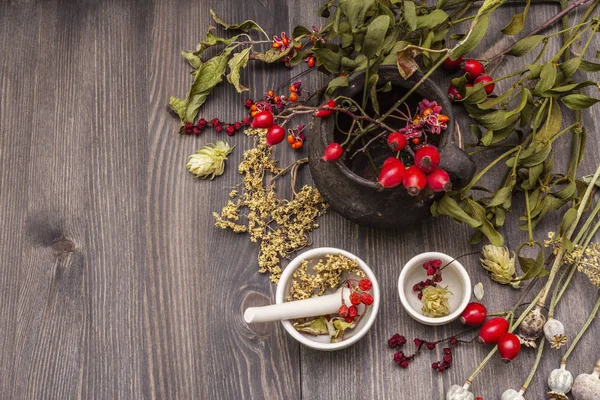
[[398, 252, 471, 326], [276, 247, 380, 351]]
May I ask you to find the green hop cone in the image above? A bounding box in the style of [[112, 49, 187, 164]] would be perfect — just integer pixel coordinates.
[[186, 140, 233, 179], [480, 244, 517, 287]]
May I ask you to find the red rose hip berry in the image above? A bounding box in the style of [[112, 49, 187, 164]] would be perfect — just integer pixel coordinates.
[[463, 59, 485, 81], [402, 165, 427, 196], [265, 125, 286, 146], [322, 143, 344, 161], [414, 146, 440, 173], [378, 159, 405, 189], [427, 168, 452, 192], [387, 132, 407, 151], [448, 85, 462, 101], [460, 302, 487, 326], [442, 55, 463, 72], [497, 333, 521, 362], [251, 111, 274, 129], [474, 75, 495, 94], [478, 317, 509, 344]]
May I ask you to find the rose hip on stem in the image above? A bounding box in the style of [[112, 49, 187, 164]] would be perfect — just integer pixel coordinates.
[[463, 59, 485, 81], [442, 55, 464, 72], [251, 111, 274, 128], [427, 168, 452, 192], [266, 125, 286, 146], [414, 146, 440, 173], [378, 159, 405, 189], [478, 317, 509, 344], [474, 75, 495, 94], [403, 166, 427, 196], [322, 143, 343, 161], [387, 132, 407, 151], [461, 302, 488, 326], [497, 333, 521, 362]]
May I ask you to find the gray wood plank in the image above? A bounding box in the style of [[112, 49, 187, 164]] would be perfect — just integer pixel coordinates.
[[0, 0, 598, 399]]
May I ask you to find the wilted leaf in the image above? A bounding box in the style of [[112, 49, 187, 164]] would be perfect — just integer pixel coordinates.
[[363, 15, 390, 58], [227, 47, 252, 92], [436, 195, 482, 228], [339, 0, 375, 29], [501, 0, 530, 35], [452, 16, 489, 59], [186, 92, 209, 122], [580, 59, 600, 72], [169, 96, 187, 121], [404, 1, 417, 30], [190, 55, 229, 95], [416, 9, 448, 29], [558, 207, 578, 237], [182, 51, 202, 68], [326, 75, 349, 96], [534, 99, 562, 142], [210, 9, 268, 38], [534, 63, 556, 95], [507, 35, 544, 57], [560, 94, 600, 110], [368, 74, 380, 115], [488, 185, 514, 207], [294, 316, 330, 336], [559, 57, 581, 78], [515, 242, 548, 281], [313, 47, 342, 73], [396, 47, 421, 79], [253, 46, 294, 63], [467, 199, 504, 245], [292, 25, 311, 38]]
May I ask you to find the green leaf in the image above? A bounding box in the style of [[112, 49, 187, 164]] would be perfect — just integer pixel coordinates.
[[210, 10, 268, 38], [477, 90, 513, 110], [554, 179, 577, 201], [560, 94, 600, 110], [452, 16, 489, 59], [546, 81, 597, 94], [403, 1, 417, 31], [292, 25, 311, 38], [558, 207, 577, 237], [534, 99, 562, 142], [326, 75, 349, 96], [182, 51, 202, 68], [294, 316, 329, 335], [506, 88, 530, 118], [169, 96, 187, 121], [363, 15, 390, 58], [515, 242, 548, 282], [533, 63, 556, 95], [501, 0, 530, 35], [580, 59, 600, 72], [339, 0, 375, 29], [560, 57, 581, 78], [190, 55, 229, 95], [382, 41, 411, 65], [313, 47, 342, 73], [474, 109, 519, 130], [507, 35, 544, 57], [467, 199, 504, 246], [368, 74, 380, 115], [416, 9, 448, 29], [488, 185, 514, 207], [473, 0, 505, 23], [436, 196, 482, 228]]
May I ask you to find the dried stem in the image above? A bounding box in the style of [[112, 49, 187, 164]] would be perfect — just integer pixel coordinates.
[[561, 293, 600, 364]]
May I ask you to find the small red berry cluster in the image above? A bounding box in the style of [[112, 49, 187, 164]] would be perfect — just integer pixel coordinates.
[[412, 258, 444, 300], [180, 117, 250, 136], [337, 279, 373, 324], [388, 333, 469, 372], [444, 57, 495, 101]]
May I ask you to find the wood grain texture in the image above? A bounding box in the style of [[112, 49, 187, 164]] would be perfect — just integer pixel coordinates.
[[0, 0, 598, 399]]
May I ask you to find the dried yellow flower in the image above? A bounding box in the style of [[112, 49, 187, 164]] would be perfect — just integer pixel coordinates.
[[213, 128, 327, 283], [286, 254, 365, 301], [576, 242, 600, 288], [186, 140, 233, 179], [481, 245, 518, 287], [421, 286, 452, 318]]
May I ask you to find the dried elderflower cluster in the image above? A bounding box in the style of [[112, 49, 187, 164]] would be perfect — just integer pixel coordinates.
[[287, 254, 365, 301], [213, 128, 328, 283], [575, 243, 600, 287]]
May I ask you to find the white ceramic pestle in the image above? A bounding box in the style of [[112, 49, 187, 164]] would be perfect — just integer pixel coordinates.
[[244, 288, 353, 323]]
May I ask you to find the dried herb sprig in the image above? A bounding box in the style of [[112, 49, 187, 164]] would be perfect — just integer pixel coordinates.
[[213, 128, 327, 283]]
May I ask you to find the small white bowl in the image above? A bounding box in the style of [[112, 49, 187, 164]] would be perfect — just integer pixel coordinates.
[[398, 252, 471, 326], [276, 247, 380, 351]]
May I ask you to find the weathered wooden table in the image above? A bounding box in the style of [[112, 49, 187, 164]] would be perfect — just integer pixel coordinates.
[[1, 0, 599, 398]]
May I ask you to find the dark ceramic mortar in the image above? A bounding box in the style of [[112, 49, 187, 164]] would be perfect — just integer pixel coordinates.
[[308, 66, 476, 229]]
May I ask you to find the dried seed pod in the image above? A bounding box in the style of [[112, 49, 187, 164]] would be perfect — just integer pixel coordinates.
[[572, 361, 600, 400], [501, 389, 525, 400], [544, 318, 567, 349], [548, 365, 574, 400], [517, 307, 546, 348], [446, 384, 474, 400]]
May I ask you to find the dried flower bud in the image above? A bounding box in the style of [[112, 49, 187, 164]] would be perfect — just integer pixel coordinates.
[[421, 286, 452, 318], [501, 389, 525, 400], [481, 245, 518, 287], [517, 307, 546, 348], [544, 318, 567, 349], [186, 140, 233, 179], [446, 384, 474, 400]]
